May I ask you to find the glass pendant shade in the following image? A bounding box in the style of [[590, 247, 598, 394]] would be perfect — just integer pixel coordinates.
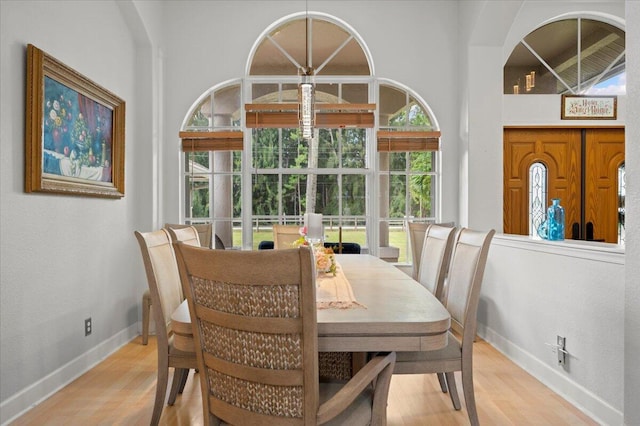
[[299, 76, 315, 140]]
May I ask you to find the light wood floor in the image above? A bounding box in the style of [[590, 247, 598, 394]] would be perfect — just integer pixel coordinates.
[[11, 336, 597, 425]]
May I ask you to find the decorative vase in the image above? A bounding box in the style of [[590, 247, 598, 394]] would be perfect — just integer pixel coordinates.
[[546, 198, 565, 241]]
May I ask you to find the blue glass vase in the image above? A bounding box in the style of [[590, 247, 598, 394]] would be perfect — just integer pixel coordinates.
[[546, 198, 565, 241]]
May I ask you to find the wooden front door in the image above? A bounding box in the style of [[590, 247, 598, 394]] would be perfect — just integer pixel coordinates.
[[584, 128, 625, 242], [504, 127, 624, 243], [504, 128, 581, 236]]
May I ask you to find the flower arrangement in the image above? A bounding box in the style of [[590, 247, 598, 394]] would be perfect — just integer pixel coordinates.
[[292, 226, 309, 247], [314, 246, 337, 276], [292, 226, 336, 276]]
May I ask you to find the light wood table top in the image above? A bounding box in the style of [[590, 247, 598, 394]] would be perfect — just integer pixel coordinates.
[[171, 254, 451, 353]]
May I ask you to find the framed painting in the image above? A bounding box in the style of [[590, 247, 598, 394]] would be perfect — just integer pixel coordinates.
[[561, 94, 617, 120], [25, 44, 125, 198]]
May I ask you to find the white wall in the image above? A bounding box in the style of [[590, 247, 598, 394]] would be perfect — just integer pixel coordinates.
[[504, 94, 626, 126], [624, 1, 640, 424], [0, 1, 157, 423], [480, 237, 625, 424]]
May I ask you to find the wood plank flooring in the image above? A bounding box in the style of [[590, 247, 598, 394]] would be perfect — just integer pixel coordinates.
[[10, 336, 597, 425]]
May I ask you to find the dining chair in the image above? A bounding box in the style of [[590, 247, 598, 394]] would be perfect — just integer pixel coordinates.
[[408, 222, 430, 280], [393, 228, 495, 426], [272, 224, 302, 249], [324, 242, 361, 254], [141, 224, 208, 345], [165, 223, 212, 248], [412, 224, 458, 394], [166, 225, 202, 247], [417, 224, 457, 302], [409, 221, 456, 280], [173, 244, 397, 425], [134, 229, 199, 426], [258, 240, 275, 250]]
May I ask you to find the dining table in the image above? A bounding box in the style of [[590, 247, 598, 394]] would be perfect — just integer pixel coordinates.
[[172, 253, 451, 356]]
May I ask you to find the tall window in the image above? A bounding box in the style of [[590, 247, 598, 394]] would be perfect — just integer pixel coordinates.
[[181, 82, 242, 249], [529, 162, 547, 237], [180, 13, 441, 262], [378, 82, 439, 262], [250, 124, 368, 249]]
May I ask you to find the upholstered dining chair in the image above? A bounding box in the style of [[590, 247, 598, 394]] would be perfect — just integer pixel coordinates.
[[173, 244, 397, 426], [134, 229, 199, 426], [408, 222, 430, 280], [272, 224, 302, 249], [413, 224, 458, 394], [165, 223, 212, 248], [166, 225, 202, 247], [393, 228, 495, 426], [417, 224, 457, 302], [167, 222, 225, 249], [409, 221, 456, 280], [141, 224, 210, 345]]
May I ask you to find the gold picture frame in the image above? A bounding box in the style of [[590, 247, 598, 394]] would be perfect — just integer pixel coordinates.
[[25, 44, 125, 198], [561, 94, 617, 120]]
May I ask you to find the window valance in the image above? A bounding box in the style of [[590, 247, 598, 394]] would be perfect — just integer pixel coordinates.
[[377, 130, 441, 152], [179, 131, 244, 151], [245, 103, 375, 129]]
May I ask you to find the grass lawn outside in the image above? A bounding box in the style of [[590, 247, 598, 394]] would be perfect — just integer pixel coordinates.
[[233, 228, 410, 263]]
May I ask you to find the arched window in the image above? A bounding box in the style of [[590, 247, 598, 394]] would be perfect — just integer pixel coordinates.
[[529, 162, 547, 237], [504, 17, 625, 95], [377, 81, 440, 261], [179, 12, 440, 262]]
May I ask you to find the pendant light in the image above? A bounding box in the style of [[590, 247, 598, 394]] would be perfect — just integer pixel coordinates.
[[299, 0, 315, 141]]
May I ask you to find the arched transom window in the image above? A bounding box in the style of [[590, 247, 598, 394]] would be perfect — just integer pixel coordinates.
[[504, 17, 625, 95]]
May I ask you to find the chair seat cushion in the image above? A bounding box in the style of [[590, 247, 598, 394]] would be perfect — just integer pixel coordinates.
[[319, 381, 373, 426]]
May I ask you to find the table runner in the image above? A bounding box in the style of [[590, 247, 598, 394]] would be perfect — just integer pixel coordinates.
[[316, 262, 366, 310]]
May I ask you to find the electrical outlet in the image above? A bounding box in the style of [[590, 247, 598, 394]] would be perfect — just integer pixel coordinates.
[[85, 318, 92, 336]]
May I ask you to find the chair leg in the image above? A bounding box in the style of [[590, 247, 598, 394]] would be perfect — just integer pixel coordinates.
[[437, 372, 448, 393], [142, 291, 151, 345], [178, 368, 190, 393], [462, 363, 479, 426], [151, 355, 169, 426], [168, 368, 189, 405], [445, 372, 462, 410]]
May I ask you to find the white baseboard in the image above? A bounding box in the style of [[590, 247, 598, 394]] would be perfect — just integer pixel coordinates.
[[477, 324, 623, 426], [0, 324, 139, 426]]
